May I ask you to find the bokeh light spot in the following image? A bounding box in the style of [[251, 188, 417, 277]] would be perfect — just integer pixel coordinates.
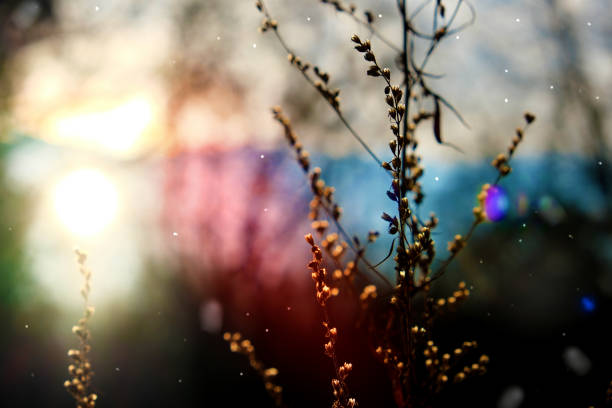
[[580, 296, 596, 313], [484, 185, 509, 221]]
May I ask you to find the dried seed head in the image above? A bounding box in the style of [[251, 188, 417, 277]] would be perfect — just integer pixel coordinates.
[[524, 112, 535, 123]]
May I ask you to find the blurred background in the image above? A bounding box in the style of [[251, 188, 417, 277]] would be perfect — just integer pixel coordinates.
[[0, 0, 610, 407]]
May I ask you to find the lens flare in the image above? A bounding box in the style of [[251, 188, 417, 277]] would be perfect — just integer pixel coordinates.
[[484, 185, 509, 222], [580, 296, 596, 313], [517, 192, 529, 216], [54, 169, 118, 236]]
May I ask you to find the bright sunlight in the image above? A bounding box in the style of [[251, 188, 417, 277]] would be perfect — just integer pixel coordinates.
[[54, 169, 118, 236], [53, 98, 153, 152]]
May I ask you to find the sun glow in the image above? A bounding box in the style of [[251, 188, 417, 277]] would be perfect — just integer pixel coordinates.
[[54, 169, 118, 236], [53, 98, 153, 152]]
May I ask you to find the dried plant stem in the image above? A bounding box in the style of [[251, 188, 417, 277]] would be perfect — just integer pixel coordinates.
[[64, 249, 97, 408], [306, 234, 356, 408], [223, 332, 285, 407], [257, 0, 389, 172], [260, 1, 534, 406], [426, 116, 535, 287], [272, 105, 393, 289]]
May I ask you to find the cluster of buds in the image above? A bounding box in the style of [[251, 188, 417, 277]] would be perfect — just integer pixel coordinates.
[[425, 212, 439, 229], [65, 249, 97, 408], [312, 66, 341, 110], [223, 332, 283, 407], [375, 345, 404, 376], [423, 340, 452, 387], [423, 339, 488, 388], [447, 234, 465, 254], [352, 33, 429, 206], [359, 284, 377, 308], [64, 349, 97, 408], [332, 261, 355, 283], [310, 167, 342, 221], [286, 52, 310, 73], [491, 153, 512, 177], [321, 232, 348, 260], [406, 226, 435, 272], [473, 184, 491, 224], [254, 1, 279, 33], [330, 360, 355, 407], [493, 112, 536, 178], [352, 35, 407, 132], [404, 153, 425, 204], [286, 53, 341, 110], [305, 234, 356, 408], [312, 220, 330, 236], [453, 351, 489, 384], [306, 234, 332, 306], [271, 106, 310, 172], [434, 281, 470, 310], [258, 17, 278, 32]]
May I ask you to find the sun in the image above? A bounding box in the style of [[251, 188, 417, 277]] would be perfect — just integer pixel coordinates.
[[54, 169, 118, 236]]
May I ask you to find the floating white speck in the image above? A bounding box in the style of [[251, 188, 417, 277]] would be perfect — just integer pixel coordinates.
[[587, 21, 592, 26], [178, 378, 182, 383], [455, 35, 460, 40], [260, 154, 264, 159], [595, 96, 600, 100], [378, 14, 382, 18], [549, 85, 554, 90], [598, 161, 602, 165], [245, 312, 250, 317], [434, 176, 439, 181], [518, 238, 523, 243], [172, 232, 179, 237], [504, 69, 509, 73], [216, 36, 221, 40], [568, 234, 573, 239], [240, 372, 244, 376], [263, 208, 268, 212], [479, 259, 483, 264], [265, 328, 269, 333], [25, 324, 29, 329], [252, 43, 257, 48], [504, 98, 509, 103], [522, 223, 526, 228], [115, 367, 120, 372], [515, 18, 520, 22], [287, 306, 291, 311], [95, 5, 100, 11], [306, 16, 311, 22]]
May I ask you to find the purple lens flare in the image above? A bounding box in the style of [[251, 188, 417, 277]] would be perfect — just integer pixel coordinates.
[[484, 185, 510, 222]]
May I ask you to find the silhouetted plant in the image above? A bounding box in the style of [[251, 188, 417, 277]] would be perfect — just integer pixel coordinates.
[[224, 1, 537, 407]]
